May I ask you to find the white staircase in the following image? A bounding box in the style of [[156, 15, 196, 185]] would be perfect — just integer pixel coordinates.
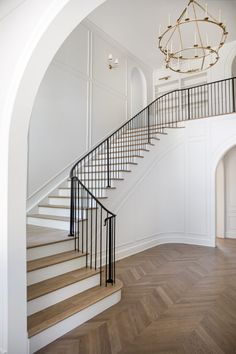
[[27, 229, 122, 353], [26, 129, 160, 353]]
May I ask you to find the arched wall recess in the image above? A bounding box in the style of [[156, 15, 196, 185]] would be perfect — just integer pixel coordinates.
[[0, 1, 107, 352], [130, 66, 147, 116]]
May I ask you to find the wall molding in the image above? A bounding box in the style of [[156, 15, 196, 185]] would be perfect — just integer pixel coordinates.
[[116, 232, 214, 262]]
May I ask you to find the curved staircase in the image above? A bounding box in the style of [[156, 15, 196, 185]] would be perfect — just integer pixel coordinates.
[[27, 76, 235, 352]]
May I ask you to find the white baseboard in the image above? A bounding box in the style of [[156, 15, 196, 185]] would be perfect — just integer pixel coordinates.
[[115, 232, 215, 262]]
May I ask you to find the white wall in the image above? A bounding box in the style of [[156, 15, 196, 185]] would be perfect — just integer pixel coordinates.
[[216, 159, 225, 238], [28, 19, 153, 198]]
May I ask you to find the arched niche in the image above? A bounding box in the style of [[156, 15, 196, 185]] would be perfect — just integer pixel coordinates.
[[130, 67, 147, 116]]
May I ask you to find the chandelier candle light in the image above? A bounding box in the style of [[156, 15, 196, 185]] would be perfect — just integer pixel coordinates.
[[158, 0, 228, 74]]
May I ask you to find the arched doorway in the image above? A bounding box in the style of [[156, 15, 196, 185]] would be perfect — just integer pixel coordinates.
[[216, 146, 236, 243], [131, 67, 147, 116], [0, 1, 107, 353]]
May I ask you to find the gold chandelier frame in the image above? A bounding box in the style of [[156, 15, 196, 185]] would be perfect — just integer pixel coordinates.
[[158, 0, 228, 74]]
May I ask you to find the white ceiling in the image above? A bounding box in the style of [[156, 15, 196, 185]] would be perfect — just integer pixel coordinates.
[[88, 0, 236, 69]]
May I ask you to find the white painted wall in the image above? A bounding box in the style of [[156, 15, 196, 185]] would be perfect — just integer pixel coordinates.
[[216, 159, 225, 238], [28, 20, 152, 198]]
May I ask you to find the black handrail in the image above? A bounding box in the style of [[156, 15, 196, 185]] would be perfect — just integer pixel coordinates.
[[69, 75, 236, 286]]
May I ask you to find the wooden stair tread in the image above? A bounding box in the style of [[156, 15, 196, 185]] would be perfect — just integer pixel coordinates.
[[27, 279, 123, 337], [27, 267, 100, 301], [85, 162, 138, 167], [75, 170, 131, 174], [27, 213, 87, 222], [39, 204, 97, 210], [94, 155, 144, 160], [99, 148, 150, 154], [80, 177, 124, 181], [27, 226, 74, 249], [59, 187, 116, 190], [49, 195, 108, 199], [27, 250, 86, 272]]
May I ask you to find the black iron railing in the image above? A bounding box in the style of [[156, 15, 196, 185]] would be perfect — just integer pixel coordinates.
[[69, 76, 236, 285]]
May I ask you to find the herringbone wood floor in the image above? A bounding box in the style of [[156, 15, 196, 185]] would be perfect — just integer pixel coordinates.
[[37, 239, 236, 354]]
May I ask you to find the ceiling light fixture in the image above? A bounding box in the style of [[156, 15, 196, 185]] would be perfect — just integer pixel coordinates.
[[158, 0, 228, 74]]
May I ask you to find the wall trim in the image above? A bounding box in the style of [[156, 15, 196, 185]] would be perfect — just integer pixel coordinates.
[[116, 232, 215, 262]]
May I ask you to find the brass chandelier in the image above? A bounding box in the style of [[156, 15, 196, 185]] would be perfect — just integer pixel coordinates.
[[158, 0, 228, 74]]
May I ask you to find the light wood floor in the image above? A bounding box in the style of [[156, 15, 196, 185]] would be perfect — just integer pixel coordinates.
[[37, 238, 236, 354]]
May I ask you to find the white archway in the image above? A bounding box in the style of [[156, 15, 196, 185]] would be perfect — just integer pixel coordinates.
[[210, 136, 236, 248], [130, 67, 147, 116], [0, 1, 107, 353]]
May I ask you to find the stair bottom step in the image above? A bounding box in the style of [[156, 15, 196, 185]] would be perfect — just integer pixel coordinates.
[[28, 280, 122, 353]]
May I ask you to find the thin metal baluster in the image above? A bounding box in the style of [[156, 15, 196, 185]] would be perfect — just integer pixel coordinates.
[[100, 208, 103, 285], [224, 79, 227, 114], [171, 92, 173, 126], [74, 179, 77, 248], [77, 183, 80, 252], [110, 217, 113, 283], [211, 84, 214, 116], [217, 82, 220, 116], [214, 82, 216, 116], [232, 78, 235, 112], [86, 190, 88, 268], [69, 176, 75, 237], [95, 202, 98, 270], [105, 213, 108, 285], [113, 217, 116, 284], [90, 197, 93, 269], [107, 139, 110, 188], [82, 187, 84, 253]]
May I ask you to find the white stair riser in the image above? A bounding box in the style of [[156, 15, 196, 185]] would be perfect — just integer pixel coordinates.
[[115, 136, 153, 143], [98, 152, 145, 159], [27, 273, 100, 316], [48, 197, 96, 207], [27, 216, 70, 230], [66, 180, 117, 189], [29, 290, 121, 354], [83, 166, 132, 173], [103, 145, 148, 153], [27, 239, 75, 261], [58, 187, 109, 198], [89, 157, 138, 165], [67, 172, 125, 182], [38, 206, 88, 218], [27, 256, 86, 285]]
